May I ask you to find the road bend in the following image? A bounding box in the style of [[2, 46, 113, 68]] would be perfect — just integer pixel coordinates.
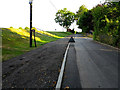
[[62, 34, 119, 88]]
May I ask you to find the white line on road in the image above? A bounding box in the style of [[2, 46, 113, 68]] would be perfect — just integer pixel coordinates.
[[55, 43, 70, 89]]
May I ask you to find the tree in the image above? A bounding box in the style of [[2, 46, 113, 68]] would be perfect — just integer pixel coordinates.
[[77, 10, 93, 33], [91, 2, 120, 47], [75, 5, 88, 20], [54, 8, 75, 31]]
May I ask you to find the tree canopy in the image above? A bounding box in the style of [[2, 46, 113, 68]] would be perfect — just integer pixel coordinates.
[[54, 8, 75, 30], [75, 5, 88, 20], [77, 10, 93, 33], [91, 2, 120, 47]]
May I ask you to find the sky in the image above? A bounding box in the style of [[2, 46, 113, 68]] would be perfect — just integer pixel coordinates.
[[0, 0, 105, 31]]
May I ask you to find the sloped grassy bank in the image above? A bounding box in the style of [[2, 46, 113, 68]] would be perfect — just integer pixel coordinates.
[[2, 28, 72, 61]]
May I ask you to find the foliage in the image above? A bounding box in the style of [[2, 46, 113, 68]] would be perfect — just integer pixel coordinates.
[[25, 27, 29, 30], [10, 26, 13, 28], [77, 10, 93, 33], [55, 8, 75, 30], [76, 2, 120, 48], [75, 5, 88, 20], [91, 2, 120, 47], [19, 27, 23, 29]]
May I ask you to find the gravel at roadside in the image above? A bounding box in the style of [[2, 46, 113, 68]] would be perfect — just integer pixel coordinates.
[[2, 37, 70, 89]]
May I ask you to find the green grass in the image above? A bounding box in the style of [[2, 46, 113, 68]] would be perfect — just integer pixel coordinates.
[[2, 28, 72, 61], [47, 31, 72, 37]]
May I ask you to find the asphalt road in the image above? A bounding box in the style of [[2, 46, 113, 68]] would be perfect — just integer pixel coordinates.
[[62, 43, 81, 88], [62, 34, 119, 89]]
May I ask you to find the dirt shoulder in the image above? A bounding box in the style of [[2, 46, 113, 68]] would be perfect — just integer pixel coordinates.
[[2, 37, 70, 89]]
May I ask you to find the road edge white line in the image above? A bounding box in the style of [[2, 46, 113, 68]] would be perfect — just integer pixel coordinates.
[[55, 43, 70, 89]]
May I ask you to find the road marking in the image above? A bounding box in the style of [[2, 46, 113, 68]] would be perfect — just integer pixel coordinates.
[[55, 43, 70, 89]]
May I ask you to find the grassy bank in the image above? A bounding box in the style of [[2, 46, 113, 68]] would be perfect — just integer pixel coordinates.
[[2, 28, 72, 61], [47, 31, 73, 37]]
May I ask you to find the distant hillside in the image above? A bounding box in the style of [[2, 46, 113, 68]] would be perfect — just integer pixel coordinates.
[[2, 28, 72, 61]]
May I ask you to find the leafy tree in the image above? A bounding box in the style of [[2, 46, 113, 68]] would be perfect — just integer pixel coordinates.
[[91, 2, 120, 47], [77, 10, 93, 33], [75, 5, 88, 20], [55, 8, 75, 31]]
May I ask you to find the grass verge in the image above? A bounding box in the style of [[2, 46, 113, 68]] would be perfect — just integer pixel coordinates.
[[2, 28, 72, 61]]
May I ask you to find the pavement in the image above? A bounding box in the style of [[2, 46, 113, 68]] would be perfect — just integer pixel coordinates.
[[62, 34, 119, 89]]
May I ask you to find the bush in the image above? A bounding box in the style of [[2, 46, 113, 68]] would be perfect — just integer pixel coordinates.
[[91, 2, 120, 48], [25, 27, 29, 30], [77, 10, 93, 33], [19, 27, 23, 29], [10, 26, 13, 28]]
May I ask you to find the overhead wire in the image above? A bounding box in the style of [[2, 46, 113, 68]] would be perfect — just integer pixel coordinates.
[[49, 0, 58, 11]]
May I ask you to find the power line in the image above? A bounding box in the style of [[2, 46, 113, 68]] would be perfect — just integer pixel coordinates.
[[49, 0, 58, 11]]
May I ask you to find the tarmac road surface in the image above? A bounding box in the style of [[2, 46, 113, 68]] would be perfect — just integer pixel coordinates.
[[62, 34, 119, 89]]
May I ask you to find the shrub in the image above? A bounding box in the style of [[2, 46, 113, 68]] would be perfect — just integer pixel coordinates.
[[25, 27, 29, 30], [19, 27, 23, 29], [91, 2, 120, 48], [10, 26, 13, 28]]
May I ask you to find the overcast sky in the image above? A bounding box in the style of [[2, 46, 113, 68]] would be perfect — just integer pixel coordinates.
[[0, 0, 105, 31]]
